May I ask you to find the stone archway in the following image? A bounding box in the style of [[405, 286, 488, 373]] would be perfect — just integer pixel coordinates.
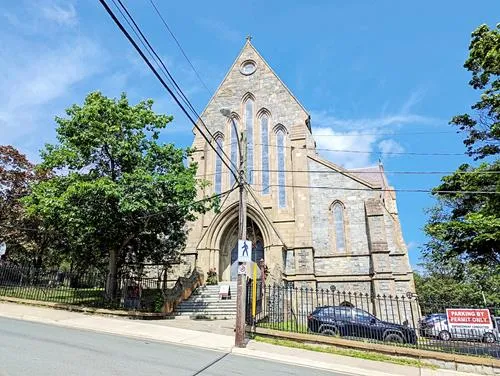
[[219, 217, 265, 281]]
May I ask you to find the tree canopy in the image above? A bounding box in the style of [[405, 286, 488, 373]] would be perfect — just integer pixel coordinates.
[[450, 23, 500, 159], [23, 92, 215, 298], [424, 24, 500, 267], [0, 146, 55, 267]]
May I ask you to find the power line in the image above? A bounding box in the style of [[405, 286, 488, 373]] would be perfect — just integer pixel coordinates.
[[109, 0, 237, 176], [250, 169, 500, 175], [0, 188, 238, 233], [112, 0, 236, 177], [311, 131, 457, 137], [138, 185, 237, 219], [99, 0, 239, 181], [147, 0, 212, 95], [249, 142, 464, 156], [251, 183, 500, 195], [113, 0, 198, 118]]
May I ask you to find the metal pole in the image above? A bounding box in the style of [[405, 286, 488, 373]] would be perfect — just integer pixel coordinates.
[[235, 128, 247, 348]]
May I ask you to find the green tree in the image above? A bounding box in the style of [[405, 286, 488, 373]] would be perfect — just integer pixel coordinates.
[[0, 146, 57, 267], [414, 259, 500, 308], [450, 23, 499, 159], [424, 24, 500, 266], [24, 92, 214, 299]]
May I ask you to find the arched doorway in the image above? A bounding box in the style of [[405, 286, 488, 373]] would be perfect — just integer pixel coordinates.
[[219, 217, 265, 281]]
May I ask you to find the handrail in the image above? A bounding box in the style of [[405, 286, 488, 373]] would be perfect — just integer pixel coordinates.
[[161, 267, 204, 314]]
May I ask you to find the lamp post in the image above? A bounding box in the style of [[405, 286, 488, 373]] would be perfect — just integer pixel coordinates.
[[221, 108, 247, 347]]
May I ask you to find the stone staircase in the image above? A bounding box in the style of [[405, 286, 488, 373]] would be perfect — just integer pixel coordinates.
[[174, 282, 237, 319]]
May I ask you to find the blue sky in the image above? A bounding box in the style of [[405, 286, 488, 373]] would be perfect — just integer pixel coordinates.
[[1, 1, 499, 268]]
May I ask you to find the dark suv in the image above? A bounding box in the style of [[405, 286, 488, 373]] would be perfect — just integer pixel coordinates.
[[307, 306, 417, 345]]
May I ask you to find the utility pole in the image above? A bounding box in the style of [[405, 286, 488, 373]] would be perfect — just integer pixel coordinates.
[[221, 109, 247, 347]]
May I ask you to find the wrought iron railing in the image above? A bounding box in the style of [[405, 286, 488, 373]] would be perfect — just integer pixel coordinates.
[[0, 265, 175, 312], [248, 283, 500, 359]]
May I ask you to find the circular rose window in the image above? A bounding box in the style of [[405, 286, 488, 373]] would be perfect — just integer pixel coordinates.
[[240, 60, 256, 75]]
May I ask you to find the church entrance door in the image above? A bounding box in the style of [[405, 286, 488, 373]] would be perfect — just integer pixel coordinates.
[[220, 217, 265, 282]]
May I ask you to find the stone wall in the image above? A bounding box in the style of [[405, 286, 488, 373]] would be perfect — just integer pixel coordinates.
[[171, 40, 415, 297]]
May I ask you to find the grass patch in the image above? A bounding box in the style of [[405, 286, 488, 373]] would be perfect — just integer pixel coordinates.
[[258, 320, 308, 333], [252, 335, 437, 369], [0, 286, 103, 305]]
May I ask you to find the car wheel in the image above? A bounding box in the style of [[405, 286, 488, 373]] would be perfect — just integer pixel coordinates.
[[483, 332, 495, 344], [320, 327, 339, 336], [384, 333, 404, 344], [438, 330, 451, 341]]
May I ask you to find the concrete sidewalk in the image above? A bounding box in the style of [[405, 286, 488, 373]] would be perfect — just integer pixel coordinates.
[[0, 302, 477, 376]]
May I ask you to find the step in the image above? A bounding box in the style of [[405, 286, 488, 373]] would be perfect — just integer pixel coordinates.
[[176, 310, 237, 315], [177, 307, 237, 312], [176, 305, 237, 310], [195, 288, 236, 294], [189, 293, 236, 297], [178, 302, 237, 306], [174, 314, 237, 319], [174, 311, 237, 316], [173, 283, 238, 319], [177, 306, 237, 311], [175, 309, 237, 314], [176, 306, 236, 310], [179, 299, 236, 304]]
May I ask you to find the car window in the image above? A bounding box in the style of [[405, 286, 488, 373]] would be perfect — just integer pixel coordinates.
[[332, 307, 353, 319], [314, 307, 331, 316], [354, 309, 375, 323]]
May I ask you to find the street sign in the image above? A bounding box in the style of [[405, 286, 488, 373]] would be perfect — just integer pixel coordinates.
[[0, 242, 6, 256], [237, 239, 252, 263], [238, 263, 247, 275], [446, 308, 493, 330]]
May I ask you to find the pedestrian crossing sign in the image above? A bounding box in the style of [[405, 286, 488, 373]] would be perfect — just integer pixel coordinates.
[[238, 239, 252, 263]]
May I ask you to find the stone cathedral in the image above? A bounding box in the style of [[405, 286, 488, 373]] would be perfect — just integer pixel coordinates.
[[172, 39, 415, 297]]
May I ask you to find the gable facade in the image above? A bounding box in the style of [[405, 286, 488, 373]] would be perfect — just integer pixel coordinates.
[[172, 40, 415, 298]]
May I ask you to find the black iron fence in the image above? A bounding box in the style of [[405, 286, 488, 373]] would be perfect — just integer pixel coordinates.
[[248, 284, 500, 359], [0, 265, 166, 312]]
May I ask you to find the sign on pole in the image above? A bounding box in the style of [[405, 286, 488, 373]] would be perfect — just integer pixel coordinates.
[[238, 263, 247, 275], [0, 242, 6, 257], [237, 239, 252, 263], [446, 308, 493, 331]]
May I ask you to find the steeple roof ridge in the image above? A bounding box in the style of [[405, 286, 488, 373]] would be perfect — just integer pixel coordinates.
[[198, 38, 309, 121]]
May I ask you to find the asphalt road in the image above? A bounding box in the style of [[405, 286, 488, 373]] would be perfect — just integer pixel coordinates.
[[0, 318, 347, 376]]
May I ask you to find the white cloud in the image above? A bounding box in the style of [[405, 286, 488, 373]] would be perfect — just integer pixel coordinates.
[[198, 18, 242, 43], [312, 127, 376, 168], [401, 88, 425, 115], [0, 37, 104, 160], [5, 39, 102, 110], [406, 241, 420, 251], [40, 3, 77, 26], [378, 139, 405, 156], [310, 90, 436, 168], [311, 111, 434, 131], [3, 1, 78, 34], [0, 1, 111, 161]]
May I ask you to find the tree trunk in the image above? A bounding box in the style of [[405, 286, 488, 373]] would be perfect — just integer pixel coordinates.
[[106, 249, 118, 302]]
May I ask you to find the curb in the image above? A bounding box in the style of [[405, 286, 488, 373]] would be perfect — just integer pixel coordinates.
[[253, 327, 500, 369], [0, 296, 171, 320]]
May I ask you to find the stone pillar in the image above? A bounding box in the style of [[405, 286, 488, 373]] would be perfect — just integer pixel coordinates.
[[289, 126, 314, 251], [365, 198, 396, 320]]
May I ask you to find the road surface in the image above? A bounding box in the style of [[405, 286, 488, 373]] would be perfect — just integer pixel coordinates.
[[0, 317, 348, 375]]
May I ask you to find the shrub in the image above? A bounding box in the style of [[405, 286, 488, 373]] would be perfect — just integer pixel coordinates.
[[206, 268, 218, 285]]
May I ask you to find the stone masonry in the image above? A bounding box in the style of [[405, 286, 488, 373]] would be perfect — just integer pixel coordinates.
[[168, 38, 415, 304]]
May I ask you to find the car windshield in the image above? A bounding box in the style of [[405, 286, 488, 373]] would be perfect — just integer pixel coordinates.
[[426, 314, 446, 321]]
